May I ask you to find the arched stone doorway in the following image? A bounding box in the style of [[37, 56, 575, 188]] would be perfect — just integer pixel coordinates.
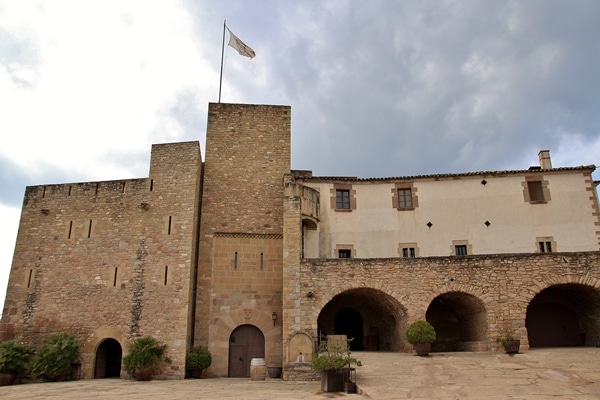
[[426, 291, 488, 352], [526, 283, 600, 347], [228, 324, 265, 377], [94, 338, 122, 378], [317, 288, 407, 351]]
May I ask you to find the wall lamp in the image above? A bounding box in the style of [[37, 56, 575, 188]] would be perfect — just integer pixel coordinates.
[[271, 311, 277, 326]]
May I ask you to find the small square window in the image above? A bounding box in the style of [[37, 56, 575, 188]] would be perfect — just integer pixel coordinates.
[[338, 249, 352, 258], [539, 241, 552, 253], [455, 245, 468, 256], [336, 189, 351, 209], [398, 189, 413, 209], [402, 247, 416, 258]]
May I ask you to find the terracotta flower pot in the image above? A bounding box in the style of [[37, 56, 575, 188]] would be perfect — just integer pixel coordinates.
[[0, 373, 17, 386], [413, 343, 432, 356], [135, 368, 153, 381], [503, 340, 520, 354]]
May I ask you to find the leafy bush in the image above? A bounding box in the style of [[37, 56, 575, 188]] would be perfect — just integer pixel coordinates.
[[186, 345, 212, 371], [29, 333, 79, 381], [0, 340, 34, 374], [312, 339, 361, 372], [405, 320, 436, 344], [123, 336, 170, 375]]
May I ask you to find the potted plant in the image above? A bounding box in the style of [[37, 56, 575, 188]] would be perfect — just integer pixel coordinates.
[[496, 331, 520, 354], [29, 333, 80, 381], [123, 336, 170, 381], [312, 338, 361, 392], [186, 345, 211, 378], [0, 340, 34, 385], [406, 320, 436, 356]]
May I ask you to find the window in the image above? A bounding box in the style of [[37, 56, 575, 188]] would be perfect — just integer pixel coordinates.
[[536, 237, 555, 253], [398, 189, 413, 209], [330, 184, 356, 211], [452, 240, 471, 256], [392, 183, 418, 210], [539, 242, 552, 253], [455, 245, 468, 256], [338, 249, 352, 258], [402, 247, 416, 258], [528, 181, 544, 202], [523, 177, 550, 203], [336, 189, 350, 209]]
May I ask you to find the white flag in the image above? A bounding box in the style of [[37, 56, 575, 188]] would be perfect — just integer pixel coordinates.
[[227, 28, 256, 59]]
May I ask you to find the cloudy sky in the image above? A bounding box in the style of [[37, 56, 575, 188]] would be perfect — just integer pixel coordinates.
[[1, 0, 599, 307]]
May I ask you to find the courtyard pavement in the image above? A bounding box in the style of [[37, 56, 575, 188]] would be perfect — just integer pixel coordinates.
[[0, 348, 598, 399]]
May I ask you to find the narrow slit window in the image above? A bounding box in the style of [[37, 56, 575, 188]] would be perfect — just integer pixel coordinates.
[[42, 186, 46, 198], [68, 186, 72, 196], [68, 221, 73, 239], [27, 269, 33, 288], [122, 182, 126, 193], [234, 252, 238, 269], [260, 253, 264, 270], [167, 216, 172, 235], [164, 266, 168, 285], [95, 183, 99, 195], [87, 220, 93, 238], [150, 179, 154, 191], [113, 267, 118, 287]]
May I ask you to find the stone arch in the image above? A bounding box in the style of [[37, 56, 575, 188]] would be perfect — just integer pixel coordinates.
[[526, 283, 600, 347], [316, 287, 408, 351], [93, 338, 122, 378], [426, 291, 488, 352]]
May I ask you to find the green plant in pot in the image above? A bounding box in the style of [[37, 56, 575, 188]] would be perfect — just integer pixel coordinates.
[[123, 336, 170, 381], [406, 320, 436, 356], [0, 340, 34, 385], [496, 330, 520, 354], [312, 338, 361, 393], [186, 345, 211, 378], [29, 333, 80, 381]]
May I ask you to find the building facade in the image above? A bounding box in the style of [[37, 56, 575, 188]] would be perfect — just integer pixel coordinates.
[[1, 103, 600, 380]]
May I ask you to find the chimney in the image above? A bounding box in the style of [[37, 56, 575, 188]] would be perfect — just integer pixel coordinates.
[[538, 150, 552, 169]]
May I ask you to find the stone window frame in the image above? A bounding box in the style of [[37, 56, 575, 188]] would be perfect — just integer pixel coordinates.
[[335, 244, 355, 258], [452, 240, 472, 256], [391, 183, 418, 210], [398, 242, 419, 258], [330, 183, 356, 211], [536, 236, 556, 253], [523, 176, 551, 204]]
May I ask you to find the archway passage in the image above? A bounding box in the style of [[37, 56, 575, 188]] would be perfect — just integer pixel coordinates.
[[318, 288, 407, 351], [426, 291, 488, 352], [334, 307, 364, 350], [526, 284, 600, 347], [228, 325, 265, 377], [94, 338, 122, 378]]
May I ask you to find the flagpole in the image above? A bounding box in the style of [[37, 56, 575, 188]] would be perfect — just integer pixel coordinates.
[[218, 20, 226, 103]]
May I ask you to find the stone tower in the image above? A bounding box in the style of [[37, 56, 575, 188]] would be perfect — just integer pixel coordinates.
[[194, 103, 291, 376]]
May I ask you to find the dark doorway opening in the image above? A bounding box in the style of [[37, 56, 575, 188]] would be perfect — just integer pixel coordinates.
[[228, 325, 265, 377], [94, 338, 122, 378], [334, 307, 364, 351], [317, 288, 407, 351], [526, 284, 600, 347], [426, 291, 488, 352]]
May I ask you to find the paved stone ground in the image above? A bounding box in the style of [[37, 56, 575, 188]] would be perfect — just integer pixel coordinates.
[[0, 348, 598, 399]]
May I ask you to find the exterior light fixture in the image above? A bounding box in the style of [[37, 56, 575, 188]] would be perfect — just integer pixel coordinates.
[[271, 311, 277, 326]]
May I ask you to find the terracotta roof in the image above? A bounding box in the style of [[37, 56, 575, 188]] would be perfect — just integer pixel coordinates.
[[294, 165, 596, 183]]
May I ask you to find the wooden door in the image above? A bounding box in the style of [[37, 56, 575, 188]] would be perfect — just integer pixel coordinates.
[[228, 325, 265, 377]]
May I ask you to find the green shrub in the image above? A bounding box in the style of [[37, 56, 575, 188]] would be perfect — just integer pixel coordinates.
[[0, 340, 34, 374], [311, 339, 361, 372], [405, 320, 436, 344], [123, 336, 169, 375], [29, 333, 79, 381], [186, 345, 212, 371]]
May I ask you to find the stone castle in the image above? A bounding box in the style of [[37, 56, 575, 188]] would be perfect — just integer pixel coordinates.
[[1, 103, 600, 380]]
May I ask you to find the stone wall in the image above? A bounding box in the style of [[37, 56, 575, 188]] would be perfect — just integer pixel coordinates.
[[0, 141, 202, 379]]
